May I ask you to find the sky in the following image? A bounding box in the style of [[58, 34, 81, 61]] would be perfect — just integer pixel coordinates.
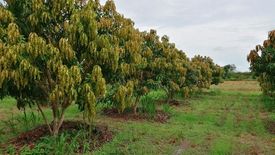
[[101, 0, 275, 71], [1, 0, 274, 71]]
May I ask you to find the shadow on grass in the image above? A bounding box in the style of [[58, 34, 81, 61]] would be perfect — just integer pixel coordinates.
[[262, 96, 275, 112]]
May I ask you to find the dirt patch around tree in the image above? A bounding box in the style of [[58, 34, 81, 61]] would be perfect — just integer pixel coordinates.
[[102, 108, 170, 123], [1, 121, 113, 153]]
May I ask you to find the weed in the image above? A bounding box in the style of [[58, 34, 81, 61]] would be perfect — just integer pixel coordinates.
[[162, 104, 173, 115], [140, 95, 156, 118], [1, 111, 41, 136], [17, 130, 93, 155], [146, 90, 167, 100]]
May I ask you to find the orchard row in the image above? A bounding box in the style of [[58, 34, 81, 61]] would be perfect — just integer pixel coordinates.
[[0, 0, 223, 135]]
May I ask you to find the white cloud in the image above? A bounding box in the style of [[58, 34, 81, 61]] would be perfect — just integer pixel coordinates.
[[156, 17, 274, 71]]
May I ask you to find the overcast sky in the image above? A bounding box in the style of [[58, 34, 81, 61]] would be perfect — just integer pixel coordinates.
[[1, 0, 274, 71], [101, 0, 275, 71]]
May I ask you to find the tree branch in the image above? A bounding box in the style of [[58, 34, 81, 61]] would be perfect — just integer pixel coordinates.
[[37, 102, 53, 134], [57, 107, 67, 132]]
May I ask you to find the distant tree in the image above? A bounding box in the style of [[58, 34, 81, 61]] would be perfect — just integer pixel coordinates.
[[158, 35, 188, 102], [190, 55, 223, 89], [95, 0, 149, 114], [143, 31, 188, 103], [190, 56, 212, 89], [223, 64, 236, 79]]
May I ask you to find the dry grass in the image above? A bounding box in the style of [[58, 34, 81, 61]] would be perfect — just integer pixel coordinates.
[[212, 80, 261, 92]]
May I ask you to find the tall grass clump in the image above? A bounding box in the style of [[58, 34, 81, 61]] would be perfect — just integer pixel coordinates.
[[140, 95, 156, 118]]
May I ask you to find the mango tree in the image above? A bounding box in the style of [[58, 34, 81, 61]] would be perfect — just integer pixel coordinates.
[[248, 30, 275, 97], [143, 31, 188, 102], [95, 0, 150, 114], [0, 0, 107, 136]]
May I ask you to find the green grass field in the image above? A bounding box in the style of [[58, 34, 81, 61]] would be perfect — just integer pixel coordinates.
[[0, 81, 275, 155]]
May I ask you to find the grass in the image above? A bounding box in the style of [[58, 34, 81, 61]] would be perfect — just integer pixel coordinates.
[[0, 81, 275, 154]]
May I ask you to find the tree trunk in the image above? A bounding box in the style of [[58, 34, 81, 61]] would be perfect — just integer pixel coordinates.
[[46, 69, 66, 136], [166, 92, 174, 104], [52, 118, 59, 136], [51, 102, 59, 136], [133, 96, 140, 115], [52, 108, 66, 136], [37, 103, 53, 134]]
